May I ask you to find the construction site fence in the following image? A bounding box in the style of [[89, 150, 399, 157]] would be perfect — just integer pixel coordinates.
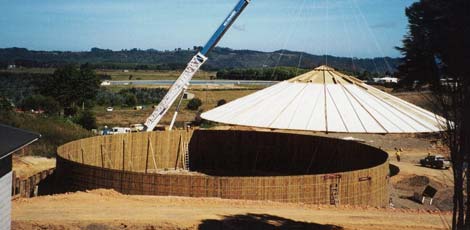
[[56, 129, 390, 207], [11, 168, 54, 199]]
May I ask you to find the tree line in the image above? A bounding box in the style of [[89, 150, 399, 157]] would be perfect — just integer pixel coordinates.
[[96, 88, 167, 107], [216, 66, 391, 81], [0, 47, 402, 74]]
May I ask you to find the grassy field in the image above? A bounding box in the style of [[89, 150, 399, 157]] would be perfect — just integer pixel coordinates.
[[97, 69, 217, 81], [0, 67, 216, 81], [93, 88, 260, 128], [0, 112, 92, 157]]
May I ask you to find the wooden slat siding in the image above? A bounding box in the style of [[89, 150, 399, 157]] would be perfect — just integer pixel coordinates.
[[1, 172, 12, 230], [56, 130, 389, 207]]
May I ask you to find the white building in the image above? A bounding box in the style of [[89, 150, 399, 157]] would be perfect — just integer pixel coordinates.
[[0, 124, 40, 230], [100, 81, 111, 86], [373, 77, 399, 84]]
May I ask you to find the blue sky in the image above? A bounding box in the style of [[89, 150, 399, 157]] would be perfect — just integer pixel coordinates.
[[0, 0, 416, 58]]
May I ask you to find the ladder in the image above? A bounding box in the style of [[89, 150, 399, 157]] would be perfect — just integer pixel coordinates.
[[183, 140, 190, 170], [324, 174, 341, 206], [330, 183, 339, 206]]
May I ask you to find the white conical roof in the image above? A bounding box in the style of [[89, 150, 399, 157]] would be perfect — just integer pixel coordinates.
[[201, 65, 446, 133]]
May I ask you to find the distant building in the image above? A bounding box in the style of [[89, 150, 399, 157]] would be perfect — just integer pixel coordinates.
[[373, 77, 399, 84], [0, 125, 40, 230], [100, 81, 111, 86]]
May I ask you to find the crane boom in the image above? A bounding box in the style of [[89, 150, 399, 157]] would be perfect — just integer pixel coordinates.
[[144, 0, 251, 132]]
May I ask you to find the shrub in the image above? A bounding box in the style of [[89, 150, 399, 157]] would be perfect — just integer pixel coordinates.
[[75, 110, 97, 130], [0, 97, 13, 112], [217, 99, 227, 107], [187, 98, 202, 110]]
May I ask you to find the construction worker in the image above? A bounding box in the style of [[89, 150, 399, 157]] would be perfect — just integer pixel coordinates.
[[395, 147, 402, 162]]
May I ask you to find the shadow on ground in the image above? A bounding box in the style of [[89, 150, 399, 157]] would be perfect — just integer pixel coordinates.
[[389, 164, 400, 177], [198, 213, 343, 230]]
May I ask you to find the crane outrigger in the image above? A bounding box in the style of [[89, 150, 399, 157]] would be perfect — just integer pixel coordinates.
[[143, 0, 251, 131]]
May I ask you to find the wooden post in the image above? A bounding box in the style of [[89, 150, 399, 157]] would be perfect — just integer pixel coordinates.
[[20, 180, 25, 197], [175, 135, 182, 170], [122, 139, 126, 172], [128, 144, 133, 171], [145, 137, 150, 174], [11, 171, 16, 196], [15, 177, 20, 197], [100, 144, 105, 168], [81, 148, 85, 164], [121, 139, 126, 193]]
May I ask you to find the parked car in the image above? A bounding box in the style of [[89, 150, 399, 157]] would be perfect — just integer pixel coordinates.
[[420, 155, 451, 169], [106, 107, 114, 112], [130, 124, 145, 132]]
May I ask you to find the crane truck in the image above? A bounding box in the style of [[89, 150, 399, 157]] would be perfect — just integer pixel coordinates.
[[143, 0, 251, 132]]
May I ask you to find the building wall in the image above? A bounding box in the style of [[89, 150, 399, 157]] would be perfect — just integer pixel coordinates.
[[56, 130, 390, 206], [0, 171, 12, 230]]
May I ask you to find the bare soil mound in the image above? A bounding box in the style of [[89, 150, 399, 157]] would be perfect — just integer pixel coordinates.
[[394, 175, 453, 211], [396, 175, 431, 189]]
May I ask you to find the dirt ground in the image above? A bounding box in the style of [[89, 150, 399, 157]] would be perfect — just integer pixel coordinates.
[[12, 189, 451, 230]]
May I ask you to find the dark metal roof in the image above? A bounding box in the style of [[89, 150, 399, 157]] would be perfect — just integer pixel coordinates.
[[0, 124, 41, 159]]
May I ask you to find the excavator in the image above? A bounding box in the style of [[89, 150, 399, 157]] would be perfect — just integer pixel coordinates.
[[143, 0, 251, 132]]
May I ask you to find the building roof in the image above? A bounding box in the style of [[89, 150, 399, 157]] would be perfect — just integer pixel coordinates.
[[201, 66, 446, 134], [0, 124, 41, 159]]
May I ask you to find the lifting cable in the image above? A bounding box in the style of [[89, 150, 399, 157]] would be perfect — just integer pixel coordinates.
[[270, 0, 307, 80]]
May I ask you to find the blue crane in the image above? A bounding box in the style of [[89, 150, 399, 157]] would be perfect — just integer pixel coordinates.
[[144, 0, 251, 131]]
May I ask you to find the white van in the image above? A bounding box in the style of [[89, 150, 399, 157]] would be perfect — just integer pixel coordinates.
[[110, 127, 131, 135]]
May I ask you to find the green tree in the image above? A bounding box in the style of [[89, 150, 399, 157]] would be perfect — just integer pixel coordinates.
[[397, 1, 469, 228], [123, 93, 137, 107], [40, 65, 100, 109], [187, 98, 202, 110], [21, 95, 61, 115], [216, 99, 227, 107]]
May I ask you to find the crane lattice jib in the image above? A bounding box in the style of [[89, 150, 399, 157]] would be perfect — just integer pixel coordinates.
[[144, 0, 251, 131]]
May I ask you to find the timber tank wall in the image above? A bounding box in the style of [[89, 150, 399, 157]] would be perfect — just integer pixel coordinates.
[[56, 129, 390, 206]]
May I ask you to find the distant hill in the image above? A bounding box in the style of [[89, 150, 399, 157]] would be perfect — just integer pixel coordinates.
[[0, 47, 401, 74]]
